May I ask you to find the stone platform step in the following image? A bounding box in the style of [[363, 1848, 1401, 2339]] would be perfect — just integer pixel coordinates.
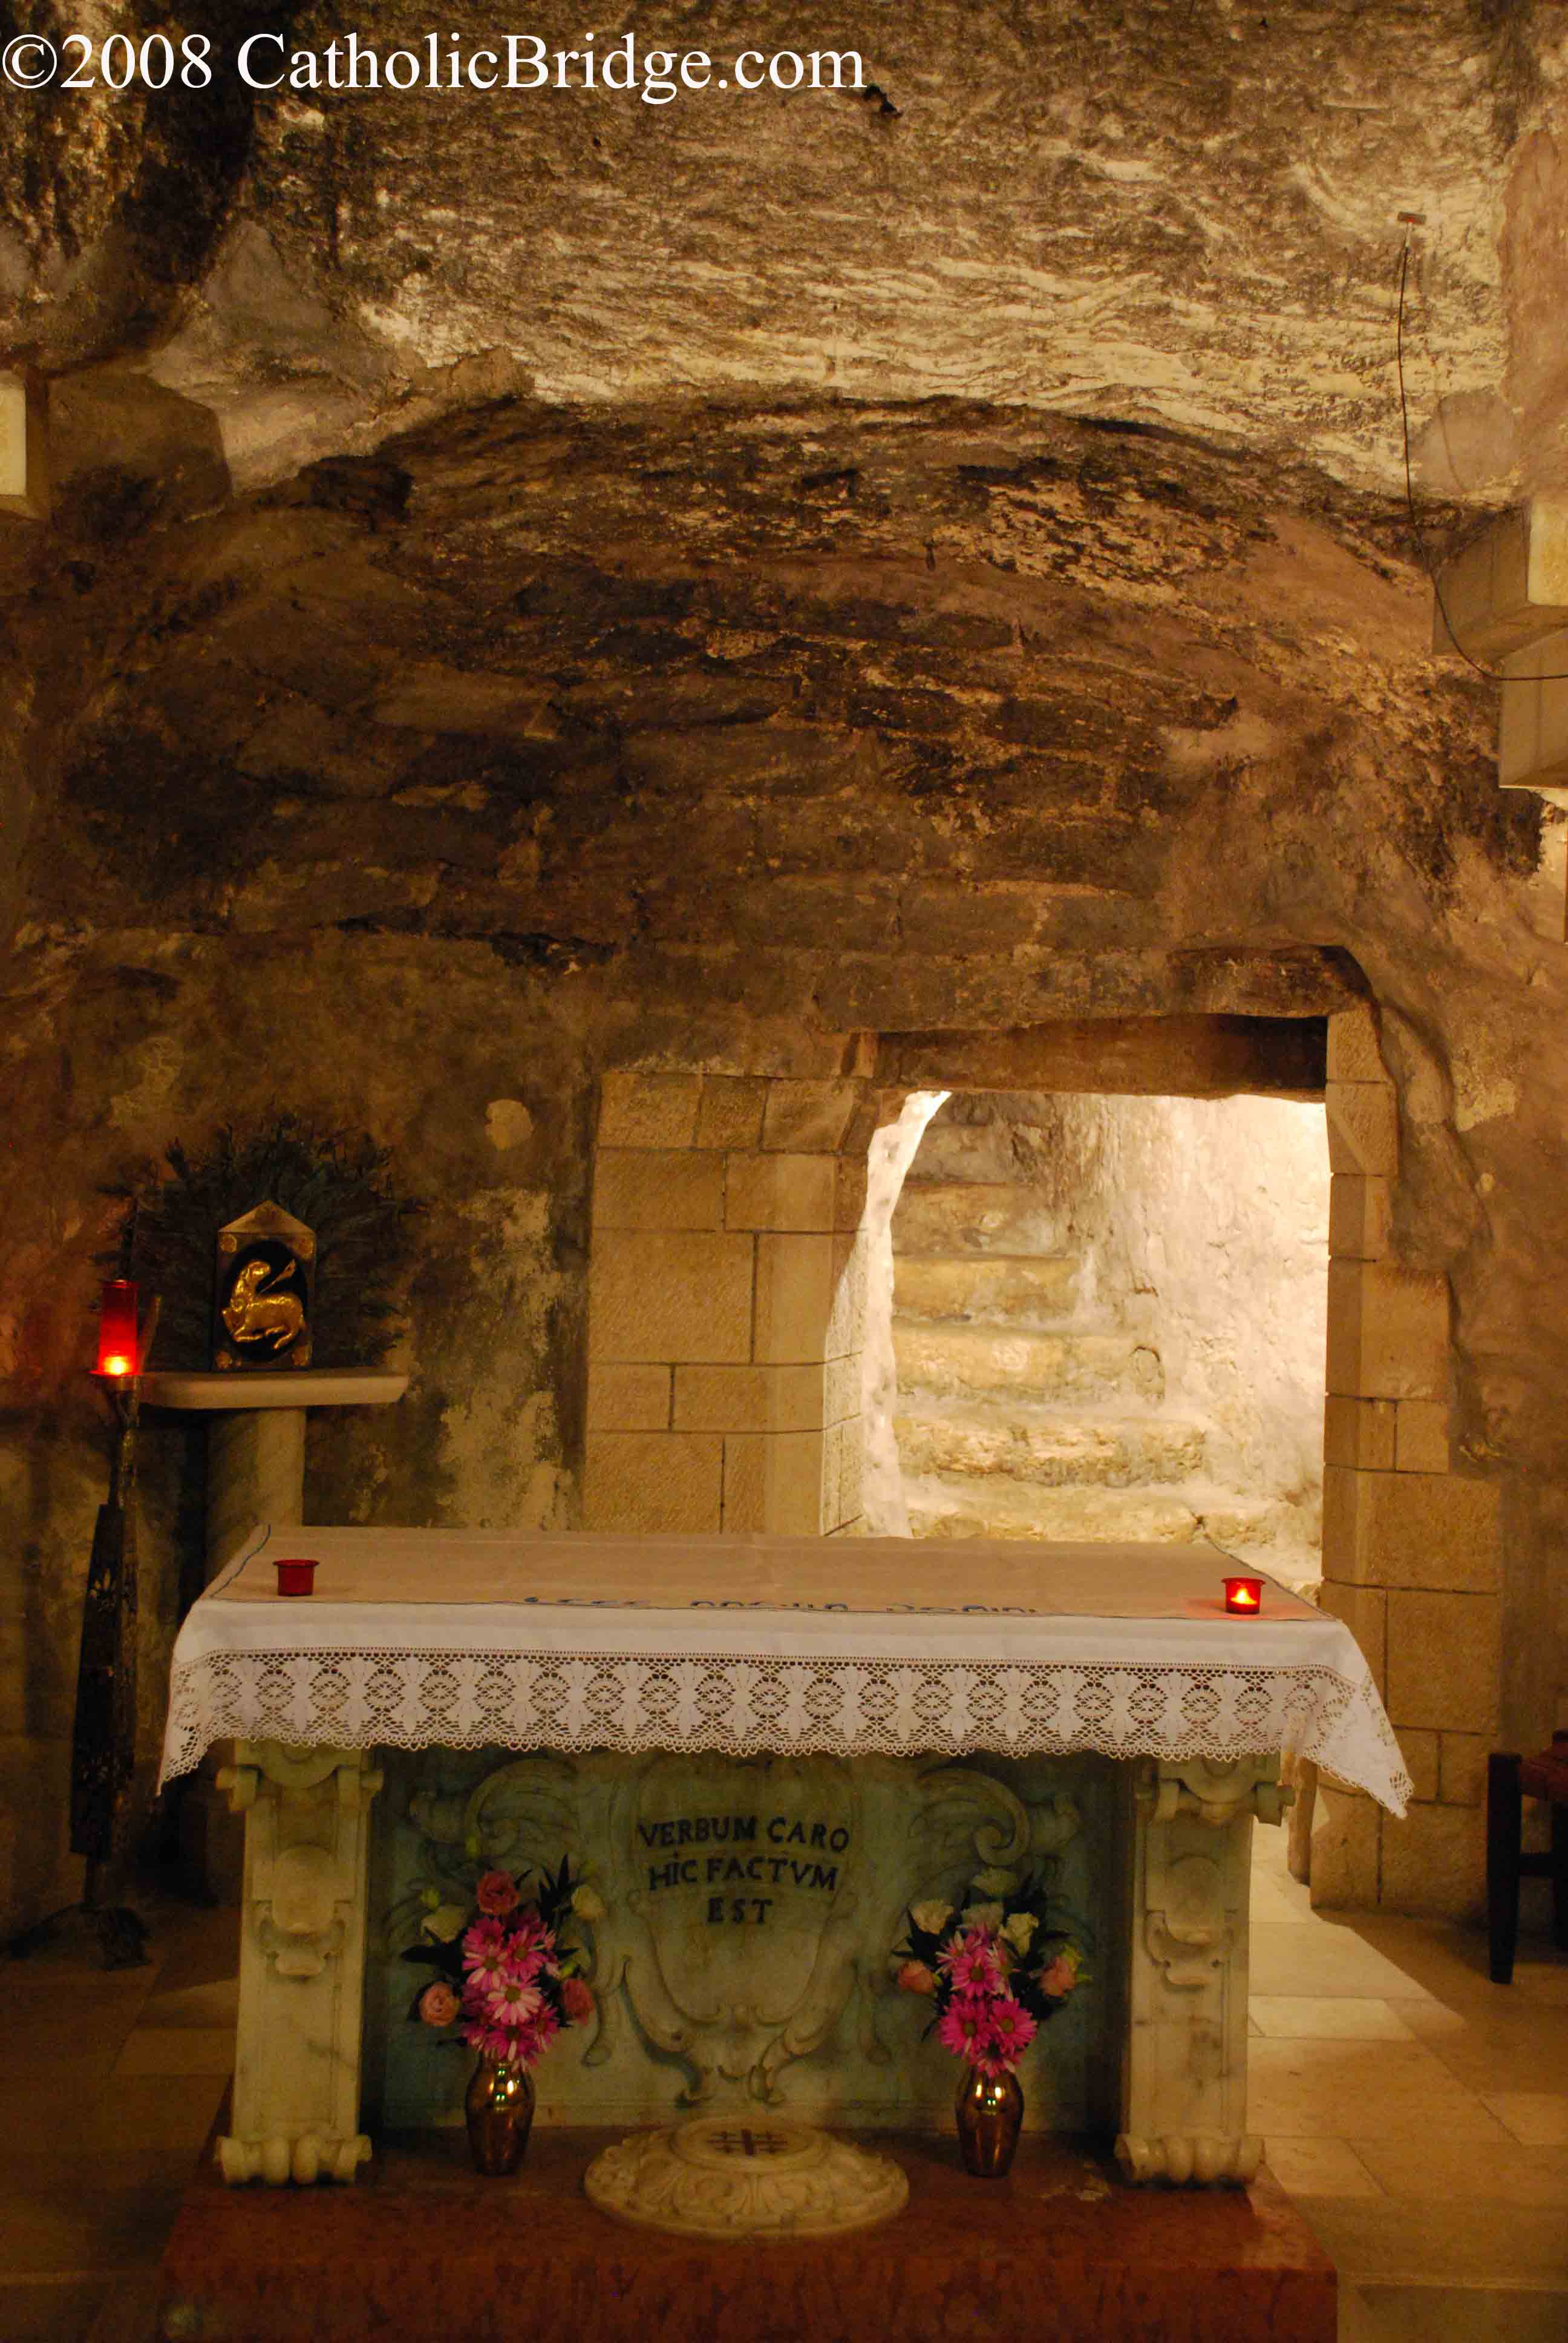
[[893, 1402, 1206, 1488], [894, 1321, 1165, 1407], [892, 1180, 1064, 1258], [157, 2127, 1334, 2343], [904, 1475, 1204, 1544], [893, 1253, 1079, 1323]]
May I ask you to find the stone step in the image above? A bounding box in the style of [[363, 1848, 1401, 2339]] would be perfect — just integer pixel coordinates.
[[893, 1253, 1080, 1324], [892, 1181, 1063, 1259], [893, 1321, 1165, 1407], [904, 1475, 1205, 1544], [893, 1403, 1206, 1488]]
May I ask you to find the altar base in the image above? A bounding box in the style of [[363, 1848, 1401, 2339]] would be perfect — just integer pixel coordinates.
[[156, 2128, 1334, 2343]]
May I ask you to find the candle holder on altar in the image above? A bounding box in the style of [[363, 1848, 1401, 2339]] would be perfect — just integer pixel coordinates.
[[1223, 1576, 1264, 1616], [5, 1282, 160, 1968]]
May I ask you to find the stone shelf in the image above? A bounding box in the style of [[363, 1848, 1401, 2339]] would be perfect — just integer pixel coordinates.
[[142, 1369, 408, 1411]]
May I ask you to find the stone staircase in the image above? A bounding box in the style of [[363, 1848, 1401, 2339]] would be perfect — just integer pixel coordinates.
[[891, 1176, 1312, 1568]]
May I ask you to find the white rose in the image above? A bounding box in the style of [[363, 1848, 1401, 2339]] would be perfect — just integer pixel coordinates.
[[909, 1900, 953, 1937], [572, 1884, 607, 1923], [971, 1868, 1018, 1899], [961, 1902, 1005, 1933], [421, 1903, 468, 1943], [1002, 1910, 1038, 1955]]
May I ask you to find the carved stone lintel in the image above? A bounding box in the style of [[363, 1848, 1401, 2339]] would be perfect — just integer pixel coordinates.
[[218, 1741, 382, 2187]]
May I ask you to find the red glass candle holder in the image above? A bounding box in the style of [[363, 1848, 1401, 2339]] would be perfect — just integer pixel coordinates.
[[1223, 1576, 1264, 1616], [94, 1279, 140, 1379], [274, 1557, 318, 1598]]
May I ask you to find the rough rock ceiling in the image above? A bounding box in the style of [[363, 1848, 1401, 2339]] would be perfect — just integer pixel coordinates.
[[1, 1, 1555, 502], [8, 397, 1530, 995]]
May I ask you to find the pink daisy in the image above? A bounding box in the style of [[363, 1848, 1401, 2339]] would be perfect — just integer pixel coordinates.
[[986, 1995, 1037, 2060], [941, 1927, 1004, 1996], [462, 1917, 511, 1984], [935, 1991, 994, 2061], [486, 1972, 544, 2027], [460, 2018, 522, 2064]]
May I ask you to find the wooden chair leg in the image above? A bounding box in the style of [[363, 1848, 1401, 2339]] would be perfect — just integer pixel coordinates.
[[1488, 1752, 1523, 1984], [1551, 1800, 1568, 1954]]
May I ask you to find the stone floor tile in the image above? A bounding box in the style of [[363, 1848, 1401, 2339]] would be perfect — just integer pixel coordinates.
[[1479, 2091, 1568, 2146], [113, 2027, 235, 2079], [1301, 2195, 1568, 2289], [1249, 1922, 1438, 2002], [1246, 2038, 1512, 2141], [1250, 1876, 1310, 1925], [1397, 1999, 1568, 2092], [1251, 1996, 1415, 2041], [1341, 2283, 1568, 2343], [132, 1976, 239, 2031], [1350, 2137, 1568, 2209], [74, 2073, 229, 2155], [1262, 2136, 1385, 2198]]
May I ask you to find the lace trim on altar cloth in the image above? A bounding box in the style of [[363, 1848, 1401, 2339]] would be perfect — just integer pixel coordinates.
[[157, 1645, 1412, 1814]]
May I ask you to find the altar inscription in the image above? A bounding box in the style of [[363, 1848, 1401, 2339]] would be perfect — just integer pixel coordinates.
[[368, 1748, 1103, 2134]]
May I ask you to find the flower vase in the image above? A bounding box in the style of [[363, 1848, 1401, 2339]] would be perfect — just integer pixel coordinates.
[[465, 2054, 534, 2176], [954, 2062, 1024, 2177]]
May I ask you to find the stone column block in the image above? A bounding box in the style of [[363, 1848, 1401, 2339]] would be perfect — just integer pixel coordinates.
[[1437, 1732, 1488, 1807], [1325, 1260, 1449, 1398], [586, 1364, 672, 1432], [720, 1429, 828, 1534], [1385, 1590, 1501, 1732], [1325, 1006, 1390, 1084], [1328, 1175, 1391, 1261], [724, 1153, 837, 1232], [593, 1149, 724, 1231], [1394, 1400, 1450, 1473], [590, 1230, 755, 1363], [1323, 1395, 1396, 1471], [672, 1363, 825, 1433], [583, 1432, 724, 1533], [1327, 1083, 1399, 1176], [1378, 1801, 1486, 1922], [694, 1076, 768, 1149], [598, 1072, 702, 1148], [753, 1234, 836, 1364], [1317, 1581, 1387, 1693], [826, 1233, 869, 1359], [1309, 1784, 1381, 1909], [1321, 1467, 1500, 1591], [760, 1081, 860, 1153]]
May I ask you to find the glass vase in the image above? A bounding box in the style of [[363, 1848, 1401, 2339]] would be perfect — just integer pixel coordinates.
[[954, 2061, 1024, 2177], [465, 2054, 535, 2176]]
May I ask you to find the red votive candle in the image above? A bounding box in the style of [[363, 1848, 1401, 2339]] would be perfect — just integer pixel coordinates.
[[94, 1280, 140, 1379], [274, 1557, 318, 1598], [1223, 1576, 1264, 1615]]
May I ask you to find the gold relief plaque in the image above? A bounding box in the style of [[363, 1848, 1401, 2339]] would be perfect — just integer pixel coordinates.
[[213, 1201, 314, 1371]]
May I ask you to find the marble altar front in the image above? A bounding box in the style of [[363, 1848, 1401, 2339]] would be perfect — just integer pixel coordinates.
[[157, 1527, 1408, 2191]]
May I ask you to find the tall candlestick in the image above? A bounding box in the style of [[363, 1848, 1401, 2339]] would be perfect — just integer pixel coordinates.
[[95, 1280, 140, 1380]]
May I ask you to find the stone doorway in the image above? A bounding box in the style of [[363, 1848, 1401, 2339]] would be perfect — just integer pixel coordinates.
[[886, 1090, 1330, 1589]]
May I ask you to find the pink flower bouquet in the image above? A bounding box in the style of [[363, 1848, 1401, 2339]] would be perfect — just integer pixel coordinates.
[[403, 1855, 596, 2072], [892, 1878, 1089, 2078]]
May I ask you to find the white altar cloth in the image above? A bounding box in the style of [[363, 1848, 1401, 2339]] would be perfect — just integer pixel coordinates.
[[157, 1525, 1410, 1812]]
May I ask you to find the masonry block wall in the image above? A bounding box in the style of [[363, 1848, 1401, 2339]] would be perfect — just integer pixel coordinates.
[[583, 1072, 872, 1538], [1314, 1006, 1503, 1919]]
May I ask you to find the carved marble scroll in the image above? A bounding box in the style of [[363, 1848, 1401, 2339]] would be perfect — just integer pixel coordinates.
[[1116, 1755, 1293, 2187], [388, 1751, 1083, 2122], [217, 1742, 382, 2185]]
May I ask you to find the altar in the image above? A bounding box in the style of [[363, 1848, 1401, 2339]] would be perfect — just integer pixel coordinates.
[[158, 1525, 1408, 2194]]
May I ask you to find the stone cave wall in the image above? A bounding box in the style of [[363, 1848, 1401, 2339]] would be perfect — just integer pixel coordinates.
[[1, 399, 1566, 1939]]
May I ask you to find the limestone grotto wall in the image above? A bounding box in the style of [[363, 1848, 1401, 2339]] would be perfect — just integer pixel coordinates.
[[0, 394, 1564, 1940], [4, 0, 1568, 1939]]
